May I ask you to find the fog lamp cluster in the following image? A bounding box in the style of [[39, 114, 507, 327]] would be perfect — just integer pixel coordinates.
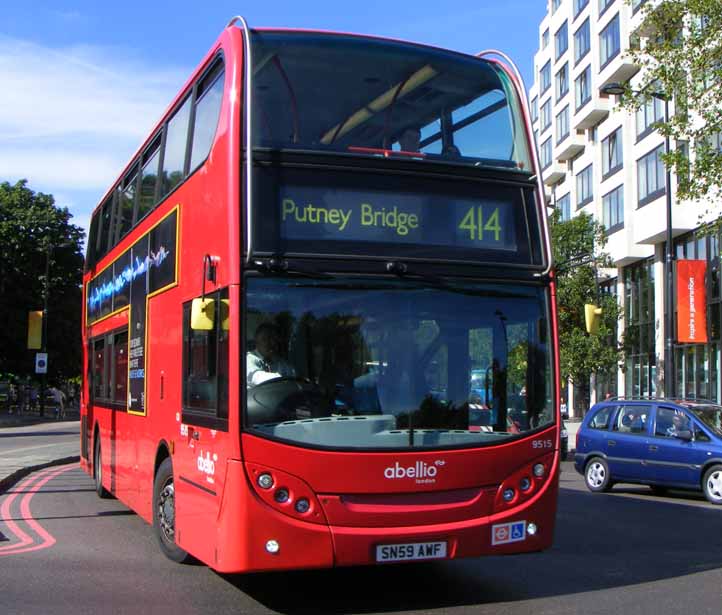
[[494, 452, 554, 513], [249, 463, 324, 523]]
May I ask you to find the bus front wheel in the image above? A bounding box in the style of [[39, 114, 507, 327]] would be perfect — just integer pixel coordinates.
[[153, 457, 192, 563]]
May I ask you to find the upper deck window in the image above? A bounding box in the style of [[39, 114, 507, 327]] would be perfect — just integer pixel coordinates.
[[251, 31, 531, 171]]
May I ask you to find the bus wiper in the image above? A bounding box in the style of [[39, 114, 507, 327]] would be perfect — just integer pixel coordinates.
[[385, 261, 450, 288], [251, 257, 334, 280]]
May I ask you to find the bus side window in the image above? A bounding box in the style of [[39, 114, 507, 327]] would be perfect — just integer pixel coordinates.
[[189, 60, 225, 172], [86, 211, 100, 270], [116, 165, 138, 244], [137, 138, 161, 223], [161, 96, 192, 198], [182, 288, 229, 426]]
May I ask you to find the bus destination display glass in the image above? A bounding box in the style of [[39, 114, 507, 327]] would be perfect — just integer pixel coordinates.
[[279, 186, 517, 251]]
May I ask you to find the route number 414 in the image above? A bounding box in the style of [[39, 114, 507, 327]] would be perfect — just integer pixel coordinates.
[[458, 206, 501, 242]]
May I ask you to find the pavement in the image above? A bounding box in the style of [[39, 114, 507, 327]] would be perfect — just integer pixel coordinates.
[[0, 409, 81, 493]]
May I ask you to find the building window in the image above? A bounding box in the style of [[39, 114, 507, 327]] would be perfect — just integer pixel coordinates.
[[632, 0, 648, 14], [602, 126, 623, 178], [600, 14, 621, 69], [574, 0, 589, 17], [636, 97, 664, 139], [552, 0, 562, 13], [576, 163, 593, 207], [602, 185, 624, 232], [557, 193, 571, 221], [599, 0, 615, 17], [540, 137, 553, 169], [540, 61, 551, 94], [555, 21, 568, 61], [637, 144, 666, 206], [624, 259, 656, 398], [556, 63, 569, 101], [531, 96, 538, 123], [542, 28, 550, 49], [541, 99, 552, 132], [575, 65, 592, 110], [574, 19, 590, 65], [556, 106, 570, 143]]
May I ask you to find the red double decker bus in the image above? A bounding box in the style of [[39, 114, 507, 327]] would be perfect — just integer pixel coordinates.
[[80, 17, 560, 572]]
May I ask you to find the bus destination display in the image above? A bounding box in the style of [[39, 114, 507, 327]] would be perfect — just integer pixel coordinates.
[[279, 186, 517, 251]]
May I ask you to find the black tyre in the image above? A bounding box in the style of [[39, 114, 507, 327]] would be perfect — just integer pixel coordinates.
[[153, 457, 192, 563], [93, 435, 112, 499], [584, 457, 613, 493], [650, 485, 668, 497], [702, 464, 722, 505]]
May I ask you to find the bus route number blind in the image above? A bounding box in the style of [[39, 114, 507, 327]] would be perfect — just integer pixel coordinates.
[[279, 186, 517, 251]]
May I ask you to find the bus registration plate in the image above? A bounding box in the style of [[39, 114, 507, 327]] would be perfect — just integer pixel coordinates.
[[376, 541, 447, 562]]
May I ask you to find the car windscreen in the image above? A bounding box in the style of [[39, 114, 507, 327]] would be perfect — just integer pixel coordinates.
[[244, 276, 554, 450], [689, 405, 722, 437], [251, 31, 531, 171]]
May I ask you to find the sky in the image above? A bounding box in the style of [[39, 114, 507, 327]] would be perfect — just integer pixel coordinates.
[[0, 1, 546, 242]]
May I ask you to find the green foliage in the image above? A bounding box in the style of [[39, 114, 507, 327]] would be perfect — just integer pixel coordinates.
[[551, 210, 622, 396], [0, 180, 85, 381], [621, 0, 722, 223]]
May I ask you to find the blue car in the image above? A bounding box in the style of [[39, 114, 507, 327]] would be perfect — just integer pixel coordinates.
[[575, 399, 722, 504]]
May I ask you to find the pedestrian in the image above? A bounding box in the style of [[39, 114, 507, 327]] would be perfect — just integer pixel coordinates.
[[48, 385, 66, 420]]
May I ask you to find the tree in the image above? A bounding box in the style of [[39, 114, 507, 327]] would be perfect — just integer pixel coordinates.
[[0, 180, 85, 383], [551, 210, 622, 412], [621, 0, 722, 214]]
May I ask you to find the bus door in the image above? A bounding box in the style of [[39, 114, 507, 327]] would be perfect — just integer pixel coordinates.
[[174, 289, 230, 562]]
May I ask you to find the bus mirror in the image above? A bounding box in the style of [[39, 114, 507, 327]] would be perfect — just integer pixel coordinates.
[[220, 299, 230, 331], [191, 298, 215, 330], [584, 304, 602, 335]]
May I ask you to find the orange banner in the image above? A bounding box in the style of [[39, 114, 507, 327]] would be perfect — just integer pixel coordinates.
[[677, 259, 708, 343]]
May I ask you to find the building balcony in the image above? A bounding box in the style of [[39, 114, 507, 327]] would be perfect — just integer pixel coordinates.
[[598, 53, 639, 92], [633, 193, 698, 245], [606, 224, 654, 266], [630, 0, 662, 38], [554, 130, 585, 161], [542, 161, 566, 186], [573, 96, 611, 130]]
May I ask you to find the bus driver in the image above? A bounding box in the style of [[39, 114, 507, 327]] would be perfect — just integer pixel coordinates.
[[247, 322, 296, 387]]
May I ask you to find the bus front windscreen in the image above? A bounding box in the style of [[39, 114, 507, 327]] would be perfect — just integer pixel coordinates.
[[244, 277, 554, 450], [251, 31, 531, 171]]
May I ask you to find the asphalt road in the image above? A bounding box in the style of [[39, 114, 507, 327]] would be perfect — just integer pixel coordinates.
[[1, 459, 721, 615]]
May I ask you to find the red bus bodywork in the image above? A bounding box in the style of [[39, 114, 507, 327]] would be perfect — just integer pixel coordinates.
[[80, 24, 560, 573]]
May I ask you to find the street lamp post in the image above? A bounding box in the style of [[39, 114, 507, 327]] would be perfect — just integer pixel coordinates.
[[601, 82, 675, 397], [39, 244, 50, 418]]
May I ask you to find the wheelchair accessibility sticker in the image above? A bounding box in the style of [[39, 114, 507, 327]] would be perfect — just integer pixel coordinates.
[[491, 521, 526, 545]]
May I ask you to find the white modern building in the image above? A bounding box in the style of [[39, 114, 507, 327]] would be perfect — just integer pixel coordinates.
[[528, 0, 722, 414]]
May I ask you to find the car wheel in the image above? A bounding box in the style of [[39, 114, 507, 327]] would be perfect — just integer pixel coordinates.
[[153, 457, 193, 563], [93, 435, 112, 499], [585, 457, 612, 493], [702, 465, 722, 505], [650, 485, 668, 497]]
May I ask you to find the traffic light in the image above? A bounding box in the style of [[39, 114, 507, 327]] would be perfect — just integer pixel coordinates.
[[27, 310, 43, 349], [584, 304, 602, 335]]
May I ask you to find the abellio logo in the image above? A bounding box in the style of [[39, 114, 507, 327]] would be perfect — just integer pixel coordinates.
[[383, 460, 445, 484]]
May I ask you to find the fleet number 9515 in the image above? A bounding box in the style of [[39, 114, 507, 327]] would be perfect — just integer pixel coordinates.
[[532, 439, 554, 449]]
